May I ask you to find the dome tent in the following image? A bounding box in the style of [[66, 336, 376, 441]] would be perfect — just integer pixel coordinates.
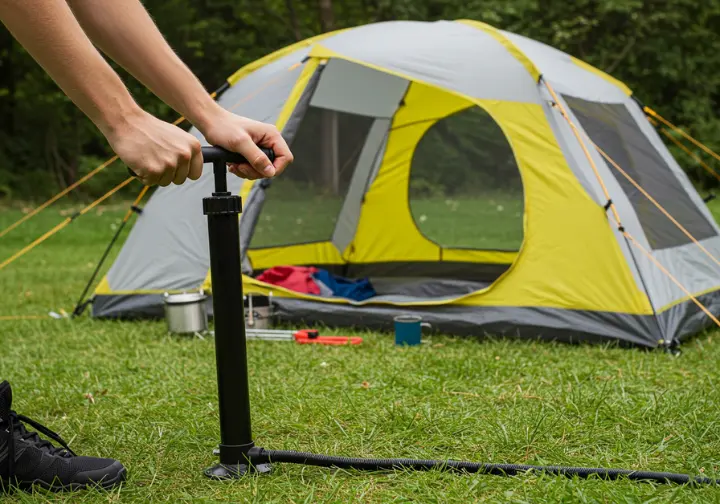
[[91, 20, 720, 348]]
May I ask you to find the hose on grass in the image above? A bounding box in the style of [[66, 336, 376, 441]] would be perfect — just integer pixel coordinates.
[[252, 448, 719, 485]]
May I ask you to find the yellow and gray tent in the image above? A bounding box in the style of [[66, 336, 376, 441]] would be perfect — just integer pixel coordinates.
[[92, 20, 720, 348]]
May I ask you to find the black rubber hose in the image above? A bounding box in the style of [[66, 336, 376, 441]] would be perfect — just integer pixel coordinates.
[[252, 449, 719, 485]]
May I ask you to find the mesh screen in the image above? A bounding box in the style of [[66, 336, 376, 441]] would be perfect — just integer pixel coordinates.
[[250, 106, 374, 249], [409, 106, 524, 251], [564, 95, 717, 250]]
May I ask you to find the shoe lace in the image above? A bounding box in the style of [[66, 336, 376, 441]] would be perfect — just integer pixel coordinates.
[[6, 411, 76, 480]]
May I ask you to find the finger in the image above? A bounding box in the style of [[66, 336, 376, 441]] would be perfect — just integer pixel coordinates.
[[158, 159, 176, 187], [187, 139, 203, 181], [267, 132, 294, 177], [228, 163, 259, 180], [173, 149, 191, 185], [233, 134, 275, 177], [131, 165, 158, 187]]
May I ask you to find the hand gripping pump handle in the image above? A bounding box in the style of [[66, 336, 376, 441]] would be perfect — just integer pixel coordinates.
[[126, 145, 275, 191]]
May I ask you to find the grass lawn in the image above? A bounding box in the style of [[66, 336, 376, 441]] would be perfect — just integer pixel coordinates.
[[410, 194, 523, 250], [1, 197, 720, 503], [252, 189, 523, 251]]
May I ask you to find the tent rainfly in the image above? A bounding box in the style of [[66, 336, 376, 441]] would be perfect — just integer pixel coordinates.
[[91, 20, 720, 349]]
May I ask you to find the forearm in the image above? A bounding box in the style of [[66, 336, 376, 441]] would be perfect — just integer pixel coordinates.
[[0, 0, 142, 136], [67, 0, 220, 132]]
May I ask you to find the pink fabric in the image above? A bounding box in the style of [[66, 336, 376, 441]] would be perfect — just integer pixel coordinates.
[[256, 266, 320, 295]]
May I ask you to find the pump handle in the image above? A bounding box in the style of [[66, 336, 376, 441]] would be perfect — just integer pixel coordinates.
[[127, 145, 276, 178], [201, 146, 276, 165]]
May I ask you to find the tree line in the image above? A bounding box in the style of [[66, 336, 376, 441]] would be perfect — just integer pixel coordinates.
[[1, 0, 719, 200]]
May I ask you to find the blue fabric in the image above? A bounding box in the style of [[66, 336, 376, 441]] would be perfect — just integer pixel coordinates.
[[312, 269, 376, 302]]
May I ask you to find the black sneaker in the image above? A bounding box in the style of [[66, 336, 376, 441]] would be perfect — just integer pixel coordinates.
[[0, 381, 126, 492]]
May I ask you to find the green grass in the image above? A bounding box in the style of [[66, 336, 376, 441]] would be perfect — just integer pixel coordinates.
[[252, 189, 523, 251], [251, 193, 344, 248], [411, 194, 523, 250], [2, 200, 720, 502]]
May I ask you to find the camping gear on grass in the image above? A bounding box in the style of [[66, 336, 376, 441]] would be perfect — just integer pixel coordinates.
[[91, 20, 720, 349], [255, 266, 377, 302], [245, 328, 363, 345], [312, 269, 376, 302], [245, 294, 273, 330], [394, 315, 431, 346], [256, 266, 321, 295], [163, 291, 208, 334]]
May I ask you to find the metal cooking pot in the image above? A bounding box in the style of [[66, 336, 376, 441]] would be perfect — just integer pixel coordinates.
[[245, 293, 273, 330], [164, 290, 208, 334]]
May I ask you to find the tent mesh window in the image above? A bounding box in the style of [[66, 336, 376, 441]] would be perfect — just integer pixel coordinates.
[[564, 95, 717, 250], [408, 105, 524, 251], [249, 106, 374, 249]]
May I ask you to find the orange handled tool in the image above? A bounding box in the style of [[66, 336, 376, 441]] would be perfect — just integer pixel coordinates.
[[293, 329, 363, 345], [245, 328, 362, 345]]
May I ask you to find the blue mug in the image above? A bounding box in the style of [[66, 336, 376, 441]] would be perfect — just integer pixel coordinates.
[[394, 315, 431, 346]]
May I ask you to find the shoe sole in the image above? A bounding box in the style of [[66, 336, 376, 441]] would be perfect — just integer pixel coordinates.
[[4, 466, 127, 493]]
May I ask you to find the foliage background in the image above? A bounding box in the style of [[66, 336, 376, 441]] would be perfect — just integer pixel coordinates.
[[1, 0, 720, 200]]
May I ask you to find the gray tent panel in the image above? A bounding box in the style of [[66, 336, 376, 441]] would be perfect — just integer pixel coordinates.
[[501, 31, 629, 104], [310, 59, 408, 118], [214, 61, 305, 125], [215, 48, 309, 121], [320, 20, 541, 104], [104, 178, 214, 292], [366, 134, 388, 193], [652, 240, 720, 312], [281, 61, 326, 141], [332, 119, 392, 254], [663, 289, 720, 343], [240, 182, 268, 275]]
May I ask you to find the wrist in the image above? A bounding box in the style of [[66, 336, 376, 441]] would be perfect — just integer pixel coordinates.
[[187, 98, 225, 137], [94, 95, 146, 139]]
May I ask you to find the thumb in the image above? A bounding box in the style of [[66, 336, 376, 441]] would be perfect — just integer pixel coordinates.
[[234, 135, 275, 177]]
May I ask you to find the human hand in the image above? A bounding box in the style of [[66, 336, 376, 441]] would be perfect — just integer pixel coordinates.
[[198, 106, 293, 180], [104, 109, 203, 186]]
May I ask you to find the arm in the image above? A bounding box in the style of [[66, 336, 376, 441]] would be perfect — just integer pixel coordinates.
[[0, 0, 203, 186], [66, 0, 292, 179], [0, 0, 139, 141]]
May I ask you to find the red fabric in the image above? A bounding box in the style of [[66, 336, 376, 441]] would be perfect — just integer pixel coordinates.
[[256, 266, 320, 295]]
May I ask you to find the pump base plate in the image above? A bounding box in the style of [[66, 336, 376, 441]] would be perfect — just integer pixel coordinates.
[[204, 462, 272, 479]]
